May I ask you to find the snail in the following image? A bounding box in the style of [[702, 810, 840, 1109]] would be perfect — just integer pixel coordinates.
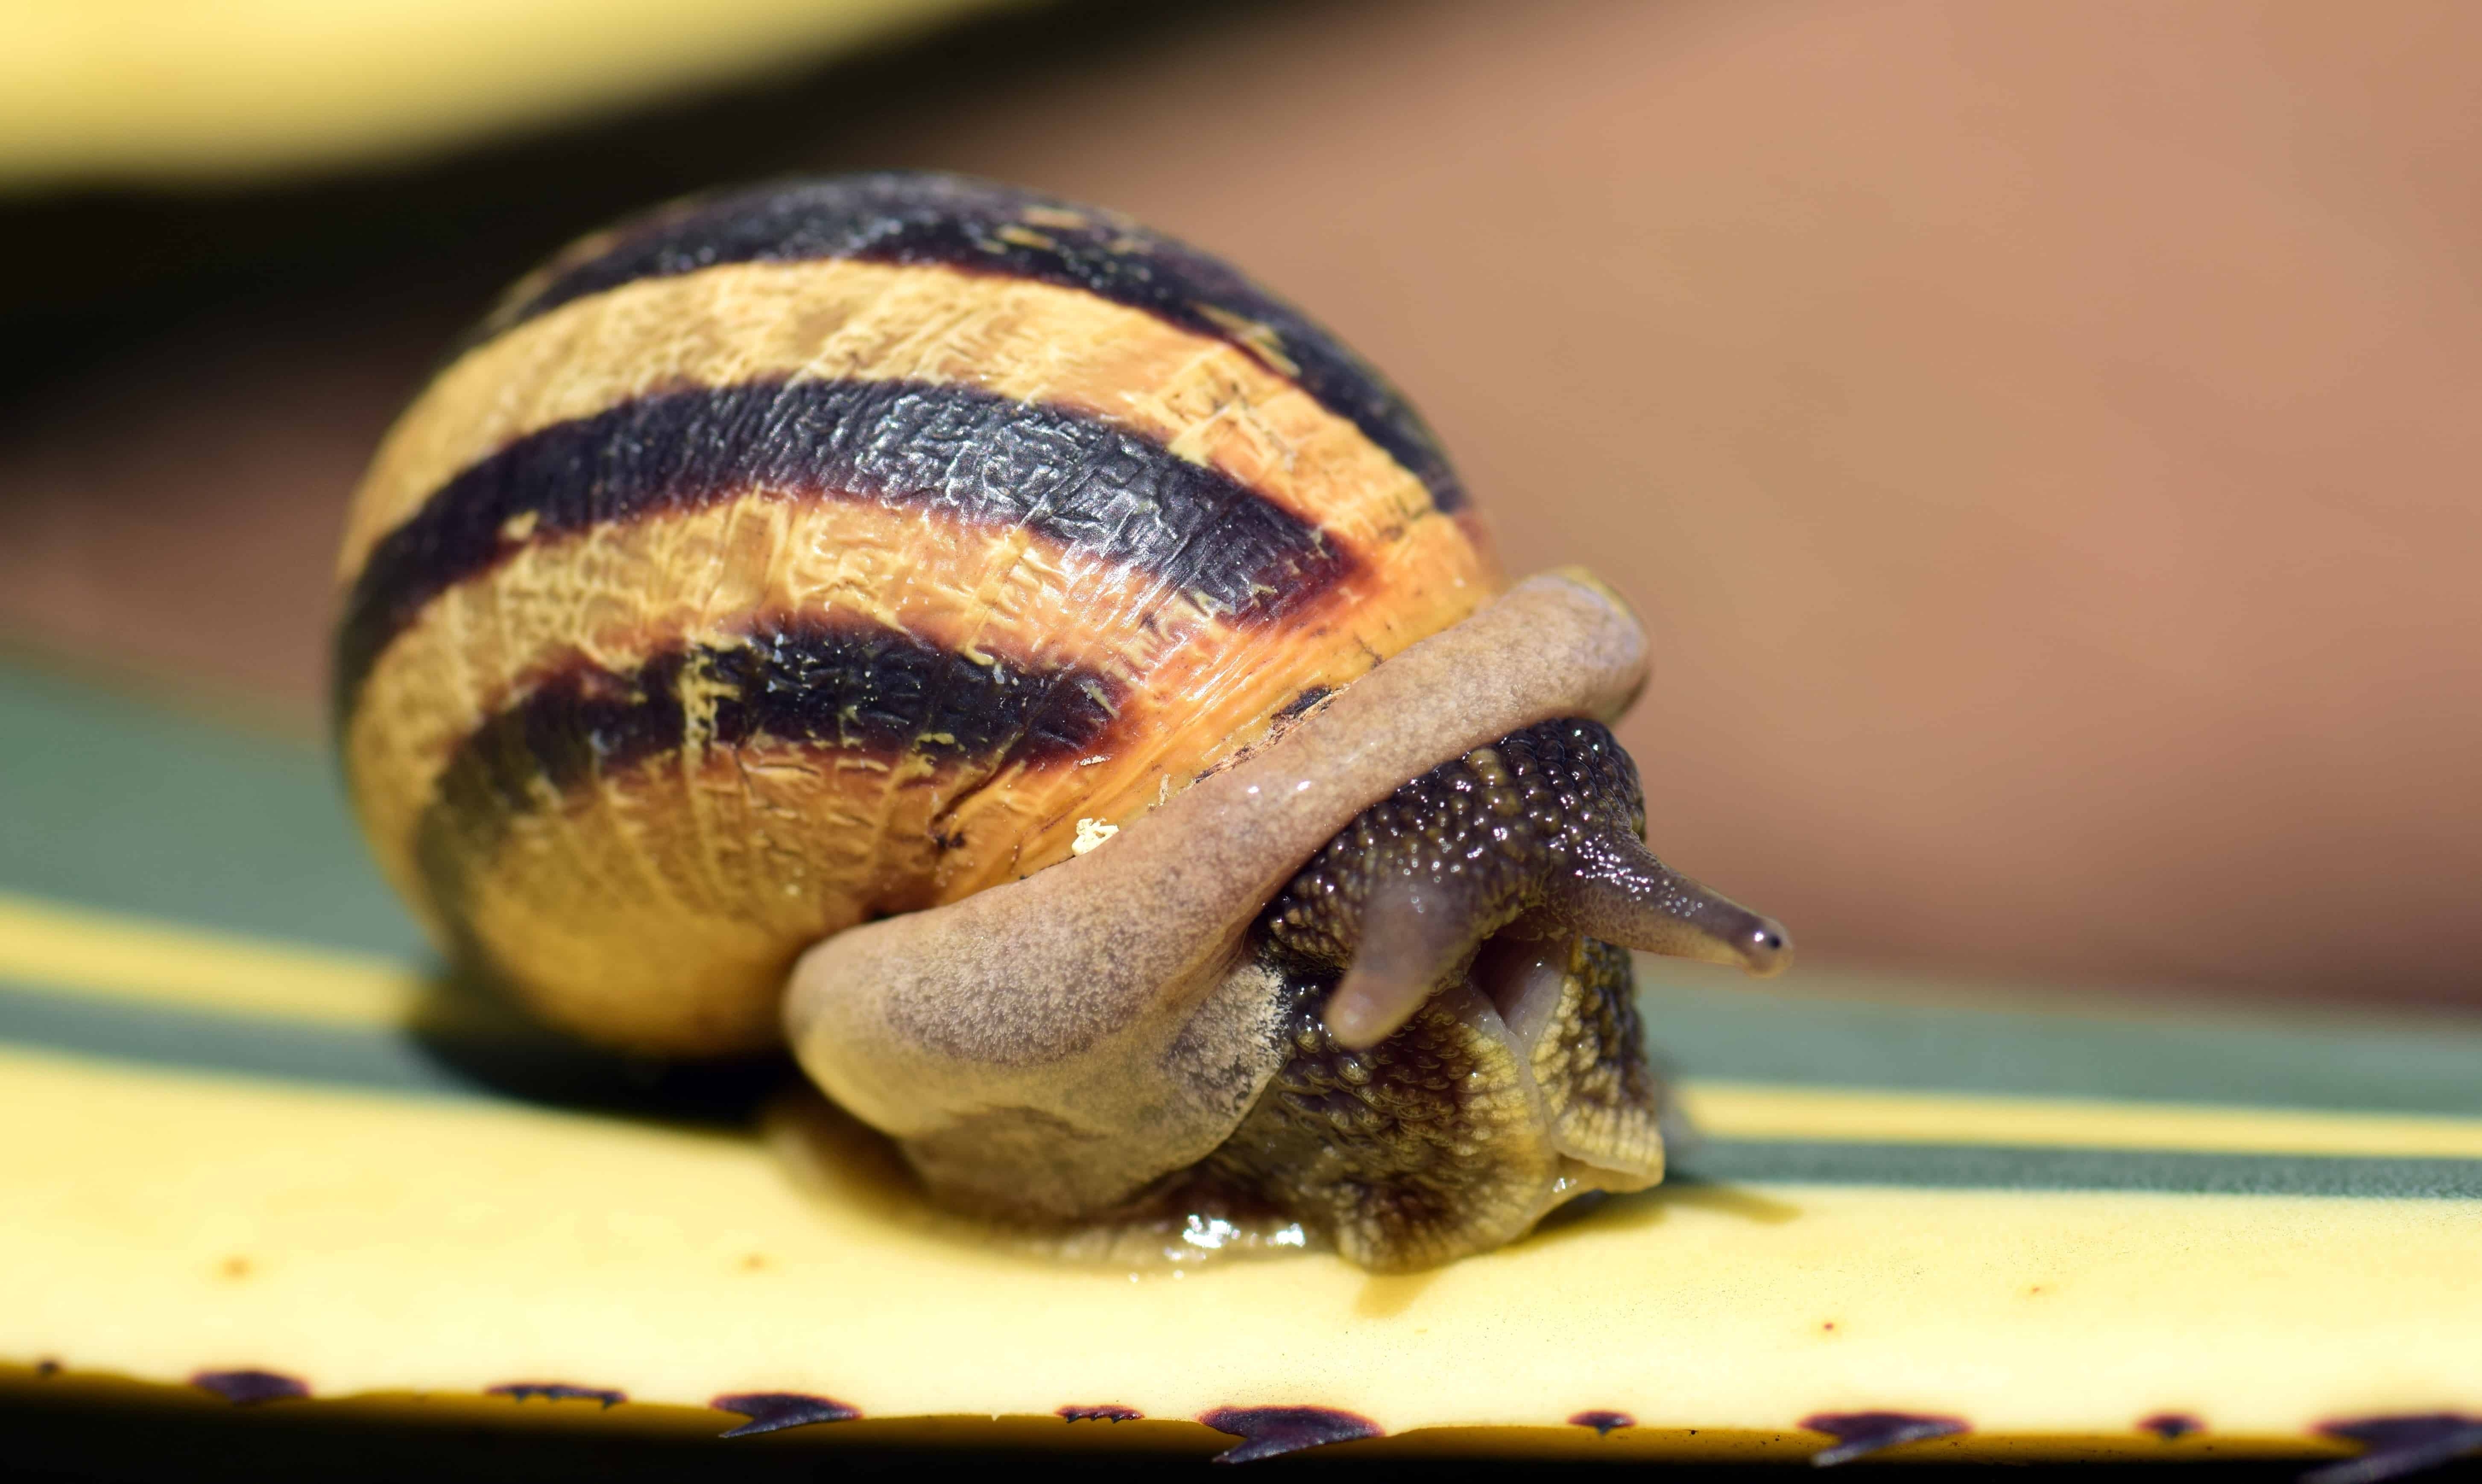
[[334, 171, 1790, 1271]]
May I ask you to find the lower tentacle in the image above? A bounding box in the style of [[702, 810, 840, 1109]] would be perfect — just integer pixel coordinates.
[[1323, 874, 1491, 1050]]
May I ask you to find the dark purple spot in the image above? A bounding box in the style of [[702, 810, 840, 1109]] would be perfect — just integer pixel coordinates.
[[1059, 1404, 1143, 1423], [2308, 1414, 2482, 1484], [1801, 1411, 1970, 1466], [1198, 1405, 1382, 1464], [192, 1370, 309, 1405], [2141, 1412, 2204, 1440], [35, 1358, 61, 1378], [488, 1382, 625, 1408], [710, 1391, 860, 1438], [1569, 1410, 1634, 1435]]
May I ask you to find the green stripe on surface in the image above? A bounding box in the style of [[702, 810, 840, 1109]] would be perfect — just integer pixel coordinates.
[[0, 976, 782, 1126], [1636, 976, 2482, 1117], [1673, 1140, 2482, 1199], [0, 667, 424, 958], [0, 977, 473, 1097]]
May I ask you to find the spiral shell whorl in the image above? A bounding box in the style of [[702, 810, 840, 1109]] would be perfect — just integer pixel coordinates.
[[333, 173, 1498, 1052]]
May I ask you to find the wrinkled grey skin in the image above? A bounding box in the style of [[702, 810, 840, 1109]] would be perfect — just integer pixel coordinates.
[[784, 572, 1788, 1271]]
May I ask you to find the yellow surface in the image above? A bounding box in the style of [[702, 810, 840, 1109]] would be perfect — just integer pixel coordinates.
[[5, 895, 2482, 1458], [0, 0, 1015, 188], [2, 1037, 2474, 1453]]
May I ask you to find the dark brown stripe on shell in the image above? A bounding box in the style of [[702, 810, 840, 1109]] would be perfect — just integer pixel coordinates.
[[471, 172, 1466, 516], [426, 616, 1120, 836], [336, 377, 1351, 727], [410, 616, 1123, 927]]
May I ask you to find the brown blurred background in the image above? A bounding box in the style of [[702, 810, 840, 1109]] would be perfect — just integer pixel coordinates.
[[3, 0, 2475, 1012]]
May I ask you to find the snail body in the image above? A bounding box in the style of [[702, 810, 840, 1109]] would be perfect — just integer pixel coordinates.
[[336, 172, 1787, 1271]]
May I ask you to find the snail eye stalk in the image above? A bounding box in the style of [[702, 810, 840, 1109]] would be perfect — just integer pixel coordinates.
[[1551, 833, 1791, 978]]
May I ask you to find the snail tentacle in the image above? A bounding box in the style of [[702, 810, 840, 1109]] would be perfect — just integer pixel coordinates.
[[1322, 874, 1490, 1051], [1550, 835, 1791, 978]]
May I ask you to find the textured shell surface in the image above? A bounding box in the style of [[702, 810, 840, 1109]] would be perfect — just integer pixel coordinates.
[[334, 171, 1500, 1056]]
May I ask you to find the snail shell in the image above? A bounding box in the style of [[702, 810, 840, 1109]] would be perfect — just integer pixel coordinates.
[[334, 172, 1787, 1270]]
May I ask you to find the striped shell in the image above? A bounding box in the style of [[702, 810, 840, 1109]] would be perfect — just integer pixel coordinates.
[[334, 173, 1499, 1056]]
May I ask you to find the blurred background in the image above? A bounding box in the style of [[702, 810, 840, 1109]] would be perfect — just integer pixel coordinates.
[[2, 0, 2475, 1014]]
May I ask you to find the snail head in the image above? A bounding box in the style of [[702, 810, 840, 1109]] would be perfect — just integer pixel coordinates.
[[784, 570, 1789, 1271]]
